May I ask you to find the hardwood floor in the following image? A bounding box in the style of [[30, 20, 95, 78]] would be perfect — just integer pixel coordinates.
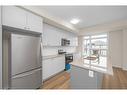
[[102, 67, 127, 89], [40, 67, 127, 89], [41, 71, 70, 89]]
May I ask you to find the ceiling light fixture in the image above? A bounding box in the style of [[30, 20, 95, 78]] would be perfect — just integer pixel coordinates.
[[70, 18, 80, 24]]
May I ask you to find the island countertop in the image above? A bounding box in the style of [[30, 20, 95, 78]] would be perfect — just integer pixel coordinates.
[[70, 58, 113, 75]]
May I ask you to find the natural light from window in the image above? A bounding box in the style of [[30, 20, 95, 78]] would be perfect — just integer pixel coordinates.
[[83, 34, 108, 71]]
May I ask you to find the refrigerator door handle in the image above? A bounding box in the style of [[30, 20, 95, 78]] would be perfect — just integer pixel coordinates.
[[12, 68, 41, 79], [40, 42, 43, 61]]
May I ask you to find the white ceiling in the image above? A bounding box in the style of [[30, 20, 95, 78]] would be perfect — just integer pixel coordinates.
[[38, 6, 127, 29]]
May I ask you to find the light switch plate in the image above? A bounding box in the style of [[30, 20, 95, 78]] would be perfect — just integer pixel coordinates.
[[89, 70, 94, 77]]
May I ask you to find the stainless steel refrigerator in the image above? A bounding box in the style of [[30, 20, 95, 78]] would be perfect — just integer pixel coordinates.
[[3, 31, 42, 89]]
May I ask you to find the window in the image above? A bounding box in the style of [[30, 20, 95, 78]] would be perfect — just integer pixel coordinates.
[[83, 34, 108, 70]]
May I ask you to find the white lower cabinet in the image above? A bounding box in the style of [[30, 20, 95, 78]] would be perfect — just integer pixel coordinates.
[[43, 56, 65, 80], [43, 59, 53, 80]]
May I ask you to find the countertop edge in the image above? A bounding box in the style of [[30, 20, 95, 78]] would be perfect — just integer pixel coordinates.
[[42, 54, 65, 60]]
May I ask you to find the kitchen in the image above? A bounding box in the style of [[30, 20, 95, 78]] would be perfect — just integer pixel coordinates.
[[0, 6, 78, 89], [1, 5, 127, 89], [42, 23, 77, 83]]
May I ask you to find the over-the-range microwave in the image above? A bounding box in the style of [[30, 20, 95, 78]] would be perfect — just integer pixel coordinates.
[[61, 38, 70, 46]]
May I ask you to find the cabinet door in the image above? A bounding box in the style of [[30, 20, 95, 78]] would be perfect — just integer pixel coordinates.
[[70, 37, 78, 46], [2, 6, 27, 30], [43, 56, 65, 80], [48, 29, 61, 46], [43, 59, 53, 80], [27, 12, 43, 33], [52, 56, 65, 75], [43, 23, 61, 46]]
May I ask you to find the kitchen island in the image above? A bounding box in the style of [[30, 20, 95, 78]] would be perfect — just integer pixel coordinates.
[[70, 58, 113, 89]]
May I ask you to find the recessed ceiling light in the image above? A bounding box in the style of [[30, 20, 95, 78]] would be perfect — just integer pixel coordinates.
[[70, 18, 80, 24]]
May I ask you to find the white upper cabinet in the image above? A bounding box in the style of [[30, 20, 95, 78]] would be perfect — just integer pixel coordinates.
[[70, 37, 78, 46], [2, 6, 27, 30], [2, 6, 43, 33], [26, 12, 43, 33], [43, 24, 61, 46], [43, 23, 78, 46]]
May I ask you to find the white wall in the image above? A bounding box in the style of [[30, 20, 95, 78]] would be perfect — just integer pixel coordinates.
[[0, 6, 2, 89], [109, 30, 123, 68], [123, 29, 127, 70]]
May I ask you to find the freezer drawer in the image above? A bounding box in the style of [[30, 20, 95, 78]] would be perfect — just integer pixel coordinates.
[[11, 34, 41, 75], [11, 68, 42, 89]]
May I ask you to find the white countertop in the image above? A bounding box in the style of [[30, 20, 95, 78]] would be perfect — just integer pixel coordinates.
[[43, 54, 65, 60], [70, 58, 113, 75], [42, 52, 77, 60]]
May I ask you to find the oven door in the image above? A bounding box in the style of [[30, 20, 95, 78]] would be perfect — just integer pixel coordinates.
[[65, 55, 73, 63]]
